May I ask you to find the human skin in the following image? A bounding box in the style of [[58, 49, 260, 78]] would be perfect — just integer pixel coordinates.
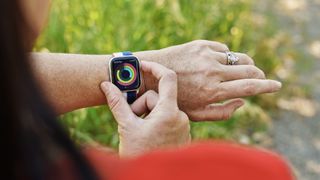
[[19, 0, 51, 39], [23, 1, 281, 122], [100, 61, 191, 157], [20, 0, 281, 155], [31, 47, 280, 121]]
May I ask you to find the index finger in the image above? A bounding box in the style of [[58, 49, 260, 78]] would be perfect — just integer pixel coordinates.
[[211, 79, 282, 102], [141, 61, 178, 103]]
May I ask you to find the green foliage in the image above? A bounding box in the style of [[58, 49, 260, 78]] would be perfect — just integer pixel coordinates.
[[36, 0, 284, 148]]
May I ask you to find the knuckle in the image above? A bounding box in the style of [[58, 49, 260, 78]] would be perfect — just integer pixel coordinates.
[[172, 107, 181, 117], [248, 60, 255, 65], [216, 65, 227, 76], [203, 66, 213, 77], [246, 66, 266, 79], [211, 86, 224, 102], [241, 53, 250, 59], [146, 90, 158, 101], [246, 66, 259, 78], [147, 90, 157, 96], [241, 53, 255, 65], [164, 70, 177, 81], [199, 85, 210, 94], [201, 86, 218, 98], [203, 64, 224, 78], [177, 113, 190, 127], [164, 107, 181, 122], [191, 40, 229, 52], [196, 81, 217, 97], [216, 42, 229, 51], [222, 44, 229, 51], [259, 69, 266, 79], [108, 95, 121, 111], [243, 81, 256, 95], [189, 40, 213, 56], [193, 39, 208, 45], [193, 40, 212, 50], [179, 112, 189, 122]]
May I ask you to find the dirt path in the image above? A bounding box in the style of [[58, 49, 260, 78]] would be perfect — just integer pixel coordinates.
[[257, 0, 320, 179]]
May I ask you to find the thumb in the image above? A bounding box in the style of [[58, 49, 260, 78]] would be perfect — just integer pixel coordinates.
[[100, 82, 135, 125]]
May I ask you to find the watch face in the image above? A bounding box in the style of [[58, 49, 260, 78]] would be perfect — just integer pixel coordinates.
[[110, 56, 141, 91]]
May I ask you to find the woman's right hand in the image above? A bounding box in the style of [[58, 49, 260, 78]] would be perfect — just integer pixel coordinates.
[[100, 61, 191, 157]]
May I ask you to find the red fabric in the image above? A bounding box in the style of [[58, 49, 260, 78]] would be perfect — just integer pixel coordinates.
[[85, 142, 294, 180]]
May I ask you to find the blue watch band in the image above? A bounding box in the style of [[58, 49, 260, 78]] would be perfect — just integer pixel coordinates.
[[112, 51, 138, 104], [113, 51, 133, 57], [126, 91, 137, 104]]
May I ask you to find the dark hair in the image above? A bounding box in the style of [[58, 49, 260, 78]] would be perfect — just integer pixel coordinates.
[[0, 1, 97, 179]]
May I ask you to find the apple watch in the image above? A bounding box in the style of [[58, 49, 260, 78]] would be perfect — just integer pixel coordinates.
[[109, 51, 141, 104]]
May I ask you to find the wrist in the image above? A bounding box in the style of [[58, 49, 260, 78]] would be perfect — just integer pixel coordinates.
[[134, 50, 163, 94], [134, 50, 162, 63]]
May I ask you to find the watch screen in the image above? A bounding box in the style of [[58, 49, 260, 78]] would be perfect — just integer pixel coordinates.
[[111, 56, 141, 91]]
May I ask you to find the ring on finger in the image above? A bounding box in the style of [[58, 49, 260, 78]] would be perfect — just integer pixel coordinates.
[[225, 52, 239, 65]]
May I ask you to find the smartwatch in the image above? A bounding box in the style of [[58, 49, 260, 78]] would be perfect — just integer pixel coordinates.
[[109, 51, 142, 104]]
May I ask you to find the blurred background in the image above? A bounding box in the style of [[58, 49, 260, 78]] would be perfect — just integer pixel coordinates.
[[34, 0, 320, 179]]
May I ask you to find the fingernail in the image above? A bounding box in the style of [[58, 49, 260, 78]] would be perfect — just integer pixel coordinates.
[[274, 81, 282, 90]]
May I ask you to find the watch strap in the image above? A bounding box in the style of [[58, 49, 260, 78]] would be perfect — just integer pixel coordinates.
[[113, 51, 133, 57], [122, 91, 138, 104]]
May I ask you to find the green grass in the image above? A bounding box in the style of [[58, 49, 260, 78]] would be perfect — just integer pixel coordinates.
[[35, 0, 286, 149]]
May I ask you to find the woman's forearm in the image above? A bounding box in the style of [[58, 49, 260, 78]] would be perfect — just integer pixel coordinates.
[[31, 52, 158, 115], [31, 53, 112, 114], [31, 41, 282, 121]]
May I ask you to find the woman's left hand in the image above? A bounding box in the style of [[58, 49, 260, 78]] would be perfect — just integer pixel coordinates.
[[136, 40, 281, 121]]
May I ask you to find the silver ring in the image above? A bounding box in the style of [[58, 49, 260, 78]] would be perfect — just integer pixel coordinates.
[[225, 52, 239, 65]]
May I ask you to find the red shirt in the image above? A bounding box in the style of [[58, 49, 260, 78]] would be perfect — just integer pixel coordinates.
[[84, 141, 294, 180]]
